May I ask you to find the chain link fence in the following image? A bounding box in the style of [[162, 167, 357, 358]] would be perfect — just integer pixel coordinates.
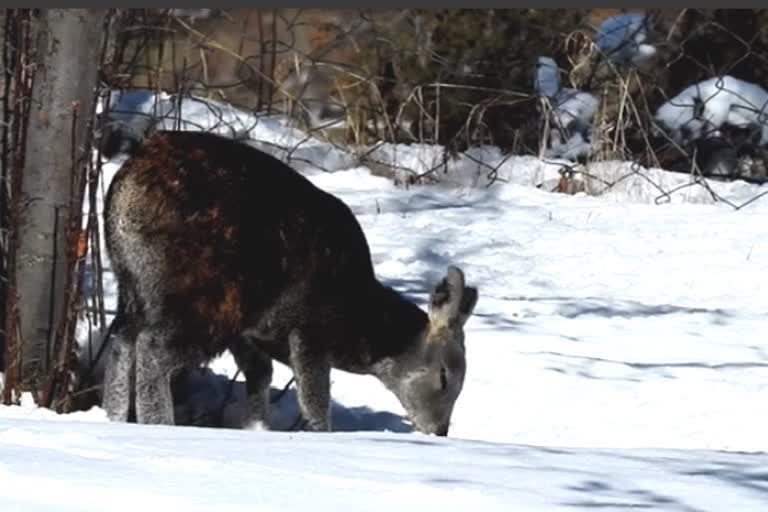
[[96, 9, 768, 192]]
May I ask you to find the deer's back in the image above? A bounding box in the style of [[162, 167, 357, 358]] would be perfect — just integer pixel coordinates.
[[105, 130, 377, 357]]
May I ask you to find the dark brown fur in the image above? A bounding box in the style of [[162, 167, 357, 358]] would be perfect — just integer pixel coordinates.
[[103, 130, 476, 433]]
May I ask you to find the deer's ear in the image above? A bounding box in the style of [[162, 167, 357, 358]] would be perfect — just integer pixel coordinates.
[[429, 266, 477, 327], [458, 286, 478, 326]]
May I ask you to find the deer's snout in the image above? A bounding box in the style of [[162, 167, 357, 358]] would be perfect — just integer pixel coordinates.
[[412, 418, 450, 437]]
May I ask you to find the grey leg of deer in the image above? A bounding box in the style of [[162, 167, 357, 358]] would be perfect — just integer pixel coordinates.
[[134, 326, 178, 425], [102, 327, 135, 422], [229, 335, 273, 430], [288, 330, 331, 432]]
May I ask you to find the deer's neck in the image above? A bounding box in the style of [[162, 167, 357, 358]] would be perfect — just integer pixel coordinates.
[[333, 281, 428, 376]]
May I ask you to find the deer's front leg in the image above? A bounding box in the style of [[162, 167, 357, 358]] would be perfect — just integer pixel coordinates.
[[229, 334, 274, 430], [288, 330, 331, 432]]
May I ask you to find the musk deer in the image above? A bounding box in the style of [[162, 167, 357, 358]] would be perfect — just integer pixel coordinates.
[[102, 130, 478, 436]]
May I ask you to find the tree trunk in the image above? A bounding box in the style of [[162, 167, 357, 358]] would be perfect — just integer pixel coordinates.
[[15, 9, 105, 392]]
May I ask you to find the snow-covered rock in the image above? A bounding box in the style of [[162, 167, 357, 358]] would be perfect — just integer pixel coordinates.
[[654, 75, 768, 146]]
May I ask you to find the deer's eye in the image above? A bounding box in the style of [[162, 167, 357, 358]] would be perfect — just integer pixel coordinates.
[[439, 367, 448, 391]]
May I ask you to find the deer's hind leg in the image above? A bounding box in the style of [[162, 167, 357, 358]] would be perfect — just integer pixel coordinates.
[[102, 288, 141, 423], [134, 321, 184, 425], [102, 317, 136, 423]]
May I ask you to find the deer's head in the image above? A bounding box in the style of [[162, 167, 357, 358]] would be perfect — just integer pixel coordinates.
[[381, 266, 478, 436]]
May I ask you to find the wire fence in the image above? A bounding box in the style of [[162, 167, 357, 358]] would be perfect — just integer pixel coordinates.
[[99, 9, 768, 191]]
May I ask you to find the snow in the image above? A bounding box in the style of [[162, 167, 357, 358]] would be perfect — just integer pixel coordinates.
[[534, 56, 561, 98], [551, 89, 599, 131], [544, 89, 599, 160], [4, 90, 768, 510], [2, 414, 768, 511], [540, 88, 598, 161], [536, 12, 660, 160], [533, 57, 599, 161], [536, 12, 660, 161], [102, 89, 356, 174], [654, 75, 768, 146], [169, 8, 214, 19], [594, 13, 657, 65]]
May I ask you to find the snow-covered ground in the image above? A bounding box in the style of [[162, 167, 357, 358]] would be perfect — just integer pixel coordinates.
[[2, 410, 768, 511], [3, 92, 768, 510]]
